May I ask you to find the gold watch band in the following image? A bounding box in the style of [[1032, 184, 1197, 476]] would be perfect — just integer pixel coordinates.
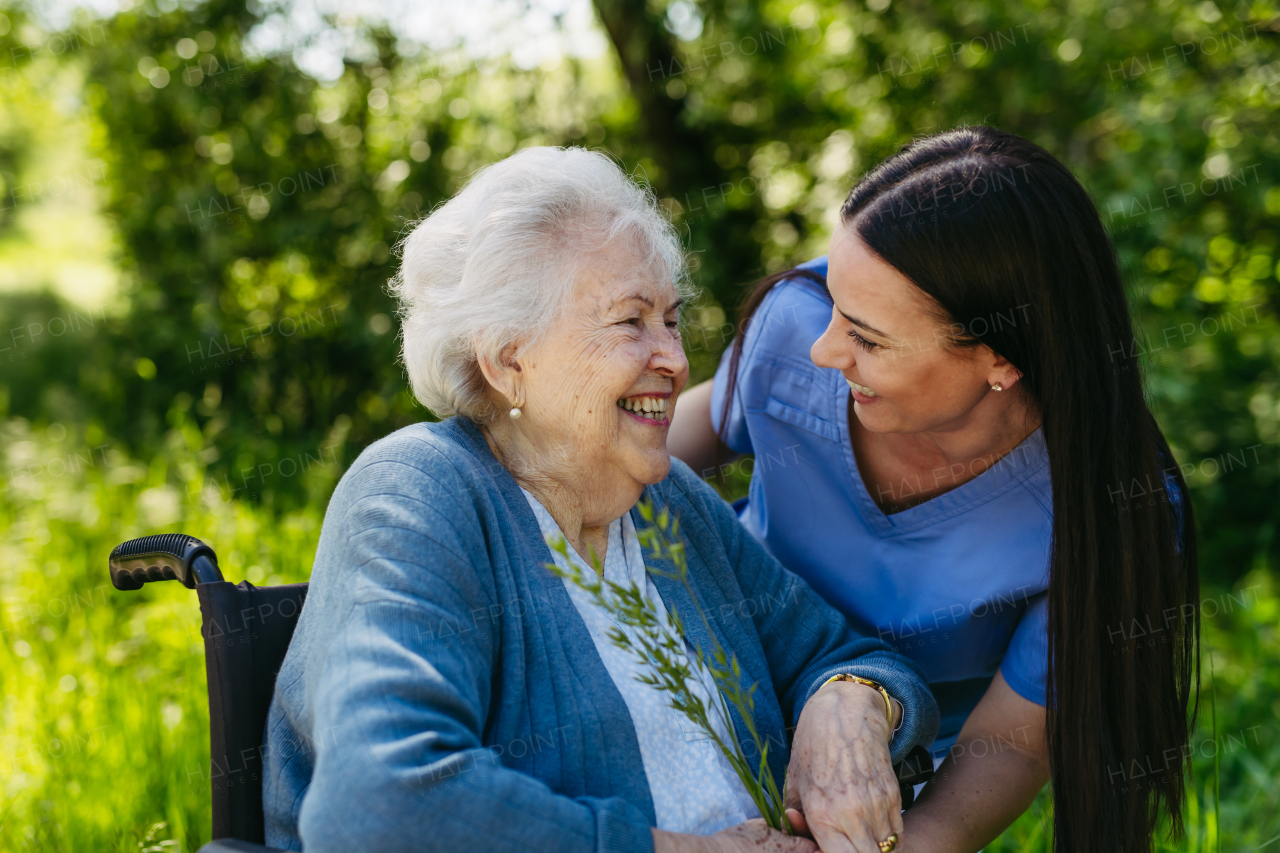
[[821, 673, 895, 731]]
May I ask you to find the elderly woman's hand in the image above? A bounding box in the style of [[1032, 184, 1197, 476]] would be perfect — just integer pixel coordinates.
[[785, 681, 904, 853], [654, 818, 818, 853], [708, 818, 819, 853]]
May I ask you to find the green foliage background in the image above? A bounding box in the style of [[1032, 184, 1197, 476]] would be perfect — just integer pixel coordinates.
[[0, 0, 1278, 849]]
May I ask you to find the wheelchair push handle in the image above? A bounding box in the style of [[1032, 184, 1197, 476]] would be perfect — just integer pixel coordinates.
[[108, 533, 224, 590]]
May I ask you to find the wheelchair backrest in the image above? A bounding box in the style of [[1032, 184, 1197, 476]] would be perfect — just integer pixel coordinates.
[[197, 581, 309, 843]]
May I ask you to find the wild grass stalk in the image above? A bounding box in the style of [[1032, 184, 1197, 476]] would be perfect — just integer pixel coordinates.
[[545, 500, 792, 833]]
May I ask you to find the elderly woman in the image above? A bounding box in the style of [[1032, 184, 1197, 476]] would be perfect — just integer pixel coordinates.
[[261, 147, 938, 853]]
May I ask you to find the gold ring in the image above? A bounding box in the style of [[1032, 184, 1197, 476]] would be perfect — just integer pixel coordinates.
[[878, 833, 900, 852]]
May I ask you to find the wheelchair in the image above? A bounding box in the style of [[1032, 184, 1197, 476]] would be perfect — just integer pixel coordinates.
[[108, 533, 934, 852], [109, 534, 302, 853]]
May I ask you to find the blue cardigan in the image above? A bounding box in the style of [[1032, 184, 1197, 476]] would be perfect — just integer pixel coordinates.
[[262, 417, 939, 852]]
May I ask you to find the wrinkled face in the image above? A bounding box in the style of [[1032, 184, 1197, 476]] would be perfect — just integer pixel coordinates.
[[514, 236, 688, 488], [811, 226, 995, 434]]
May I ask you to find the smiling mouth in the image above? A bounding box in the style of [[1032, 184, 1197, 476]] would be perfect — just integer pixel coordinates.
[[846, 379, 878, 398], [616, 395, 669, 423]]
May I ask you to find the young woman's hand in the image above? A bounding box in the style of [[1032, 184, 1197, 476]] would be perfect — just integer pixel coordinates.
[[785, 680, 904, 853]]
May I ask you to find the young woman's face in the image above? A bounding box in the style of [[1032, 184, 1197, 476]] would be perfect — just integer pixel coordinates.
[[811, 226, 1001, 435]]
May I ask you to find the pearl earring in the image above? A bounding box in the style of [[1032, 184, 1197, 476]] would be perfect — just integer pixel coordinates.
[[990, 382, 1003, 392], [509, 406, 522, 419]]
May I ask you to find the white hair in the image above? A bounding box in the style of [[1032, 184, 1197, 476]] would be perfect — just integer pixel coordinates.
[[390, 146, 691, 422]]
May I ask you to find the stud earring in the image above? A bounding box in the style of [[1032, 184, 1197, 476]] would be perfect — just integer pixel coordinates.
[[990, 382, 1003, 392], [509, 406, 522, 419]]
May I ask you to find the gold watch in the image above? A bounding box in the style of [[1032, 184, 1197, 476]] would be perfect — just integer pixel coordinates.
[[821, 673, 895, 730]]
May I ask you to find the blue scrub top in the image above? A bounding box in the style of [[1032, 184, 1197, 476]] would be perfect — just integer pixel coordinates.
[[710, 257, 1051, 755]]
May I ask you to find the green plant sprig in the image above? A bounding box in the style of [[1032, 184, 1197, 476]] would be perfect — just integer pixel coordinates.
[[544, 500, 791, 834]]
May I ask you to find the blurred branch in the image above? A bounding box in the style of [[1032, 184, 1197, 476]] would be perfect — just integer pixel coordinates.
[[591, 0, 715, 190]]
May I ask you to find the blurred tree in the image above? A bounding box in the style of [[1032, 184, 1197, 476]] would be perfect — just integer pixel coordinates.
[[0, 0, 1276, 575], [13, 0, 639, 509], [588, 0, 1280, 580], [0, 10, 35, 242], [72, 0, 427, 508]]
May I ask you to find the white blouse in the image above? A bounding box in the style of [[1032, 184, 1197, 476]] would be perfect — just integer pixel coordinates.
[[522, 489, 763, 835]]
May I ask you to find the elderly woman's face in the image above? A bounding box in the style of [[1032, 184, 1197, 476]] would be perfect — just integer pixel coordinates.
[[515, 237, 688, 487]]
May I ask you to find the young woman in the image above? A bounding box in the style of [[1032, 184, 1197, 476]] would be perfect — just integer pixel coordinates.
[[669, 127, 1199, 853]]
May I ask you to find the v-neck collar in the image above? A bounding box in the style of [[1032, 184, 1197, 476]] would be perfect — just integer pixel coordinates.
[[830, 370, 1050, 538]]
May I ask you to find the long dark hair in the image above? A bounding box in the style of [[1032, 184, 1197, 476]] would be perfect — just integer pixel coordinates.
[[722, 127, 1199, 853]]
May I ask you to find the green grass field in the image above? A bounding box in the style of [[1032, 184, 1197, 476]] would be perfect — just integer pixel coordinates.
[[2, 416, 1276, 852]]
